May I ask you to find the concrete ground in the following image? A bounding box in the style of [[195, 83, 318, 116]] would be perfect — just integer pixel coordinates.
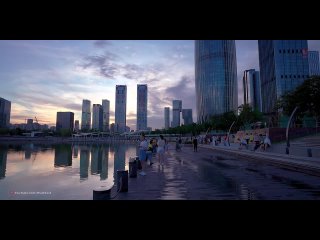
[[112, 143, 320, 200]]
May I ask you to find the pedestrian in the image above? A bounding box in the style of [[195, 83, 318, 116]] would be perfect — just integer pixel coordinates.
[[249, 133, 254, 143], [157, 135, 166, 165], [262, 134, 271, 151], [146, 140, 154, 166], [138, 133, 148, 175], [245, 133, 250, 145], [193, 136, 198, 152], [253, 133, 261, 151]]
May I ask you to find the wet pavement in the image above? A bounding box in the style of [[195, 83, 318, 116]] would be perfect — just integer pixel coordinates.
[[113, 144, 320, 200]]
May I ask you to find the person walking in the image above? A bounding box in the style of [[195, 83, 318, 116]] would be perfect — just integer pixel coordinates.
[[193, 137, 198, 152], [157, 135, 166, 165], [138, 133, 148, 175]]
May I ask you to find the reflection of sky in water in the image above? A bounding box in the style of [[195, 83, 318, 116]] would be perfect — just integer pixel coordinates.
[[0, 143, 137, 200]]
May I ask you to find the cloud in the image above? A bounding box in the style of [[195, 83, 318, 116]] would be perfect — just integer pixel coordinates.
[[63, 103, 82, 111], [80, 51, 121, 79], [93, 40, 112, 48]]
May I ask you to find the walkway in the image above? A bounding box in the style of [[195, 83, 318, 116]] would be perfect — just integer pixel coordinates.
[[112, 144, 320, 200]]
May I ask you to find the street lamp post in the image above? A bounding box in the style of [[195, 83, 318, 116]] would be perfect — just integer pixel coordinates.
[[286, 106, 299, 154]]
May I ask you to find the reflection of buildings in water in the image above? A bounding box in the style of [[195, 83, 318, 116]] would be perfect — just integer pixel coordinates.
[[239, 184, 256, 200], [113, 144, 126, 182], [0, 147, 8, 179], [91, 145, 102, 175], [100, 145, 109, 181], [54, 144, 72, 167], [80, 146, 89, 180], [25, 150, 32, 160], [24, 143, 37, 160], [73, 145, 79, 158]]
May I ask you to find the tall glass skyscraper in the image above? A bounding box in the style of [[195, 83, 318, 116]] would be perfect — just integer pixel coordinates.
[[115, 85, 127, 133], [137, 84, 148, 131], [308, 51, 320, 76], [164, 107, 170, 129], [258, 40, 309, 113], [0, 97, 11, 128], [243, 69, 262, 112], [81, 99, 91, 130], [195, 40, 238, 123], [182, 109, 193, 125], [172, 100, 182, 128], [92, 104, 103, 131], [102, 99, 110, 132]]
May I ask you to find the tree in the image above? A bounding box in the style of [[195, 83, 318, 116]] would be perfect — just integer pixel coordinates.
[[238, 104, 263, 129], [278, 76, 320, 122]]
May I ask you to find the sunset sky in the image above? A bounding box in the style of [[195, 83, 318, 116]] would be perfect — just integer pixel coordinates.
[[1, 40, 319, 130]]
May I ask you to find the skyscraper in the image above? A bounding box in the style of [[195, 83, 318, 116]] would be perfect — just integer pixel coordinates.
[[56, 112, 74, 132], [195, 40, 238, 123], [102, 99, 110, 132], [0, 97, 11, 129], [137, 84, 148, 131], [74, 120, 80, 132], [172, 100, 182, 128], [308, 51, 320, 76], [182, 109, 193, 125], [115, 85, 127, 133], [164, 107, 170, 129], [258, 40, 309, 113], [81, 99, 91, 131], [92, 104, 103, 131], [243, 69, 262, 112]]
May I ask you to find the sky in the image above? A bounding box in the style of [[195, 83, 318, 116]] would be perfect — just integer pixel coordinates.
[[0, 40, 319, 130]]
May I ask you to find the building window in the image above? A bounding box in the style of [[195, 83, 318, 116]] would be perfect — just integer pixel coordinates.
[[298, 75, 300, 78], [285, 75, 287, 78], [287, 49, 290, 53], [294, 75, 296, 78], [289, 75, 292, 78], [292, 49, 294, 53], [296, 49, 298, 53], [281, 75, 283, 78]]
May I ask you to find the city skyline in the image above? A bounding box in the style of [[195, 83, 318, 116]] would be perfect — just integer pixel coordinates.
[[1, 40, 319, 130]]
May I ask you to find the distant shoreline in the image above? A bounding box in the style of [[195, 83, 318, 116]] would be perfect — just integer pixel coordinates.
[[0, 136, 139, 144]]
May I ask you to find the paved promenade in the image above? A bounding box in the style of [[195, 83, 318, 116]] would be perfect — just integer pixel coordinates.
[[112, 143, 320, 200], [200, 142, 320, 176]]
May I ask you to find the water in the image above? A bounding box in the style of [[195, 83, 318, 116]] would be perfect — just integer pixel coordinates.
[[1, 142, 320, 200], [0, 143, 137, 200]]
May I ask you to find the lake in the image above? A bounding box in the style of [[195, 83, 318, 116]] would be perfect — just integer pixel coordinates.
[[0, 142, 138, 200]]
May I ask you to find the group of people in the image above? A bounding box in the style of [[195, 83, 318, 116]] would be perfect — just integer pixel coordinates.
[[238, 133, 272, 151], [138, 134, 168, 176]]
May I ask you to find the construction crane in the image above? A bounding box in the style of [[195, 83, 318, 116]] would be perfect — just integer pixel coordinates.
[[34, 116, 39, 130]]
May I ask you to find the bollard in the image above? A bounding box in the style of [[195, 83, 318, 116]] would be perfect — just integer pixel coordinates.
[[307, 148, 312, 157], [117, 170, 128, 192], [286, 147, 289, 155], [93, 186, 112, 200], [129, 157, 137, 178]]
